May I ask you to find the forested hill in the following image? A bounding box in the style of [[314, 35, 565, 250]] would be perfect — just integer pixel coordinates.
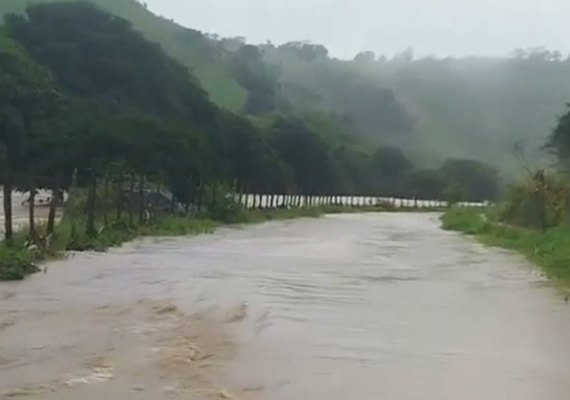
[[2, 0, 569, 178], [370, 55, 570, 172], [262, 46, 570, 175], [0, 0, 247, 111]]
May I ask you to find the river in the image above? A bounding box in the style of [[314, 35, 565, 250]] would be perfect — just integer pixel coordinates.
[[1, 213, 569, 399]]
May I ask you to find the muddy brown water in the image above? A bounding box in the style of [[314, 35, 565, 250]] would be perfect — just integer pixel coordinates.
[[1, 213, 570, 399]]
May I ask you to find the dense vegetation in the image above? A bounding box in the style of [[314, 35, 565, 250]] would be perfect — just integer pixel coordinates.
[[442, 208, 570, 290]]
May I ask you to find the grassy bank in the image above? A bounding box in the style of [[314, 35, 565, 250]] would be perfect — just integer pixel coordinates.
[[0, 204, 393, 281], [442, 208, 570, 289]]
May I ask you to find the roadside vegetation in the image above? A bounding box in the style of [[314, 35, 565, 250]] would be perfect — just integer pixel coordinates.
[[442, 105, 570, 290], [442, 207, 570, 289], [0, 202, 395, 281]]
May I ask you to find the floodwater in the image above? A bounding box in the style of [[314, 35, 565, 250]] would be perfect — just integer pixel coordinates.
[[0, 191, 55, 233], [1, 213, 570, 399]]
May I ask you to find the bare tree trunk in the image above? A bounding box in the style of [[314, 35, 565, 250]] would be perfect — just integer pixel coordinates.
[[116, 175, 123, 222], [103, 176, 109, 228], [3, 181, 13, 247], [237, 182, 244, 206], [138, 175, 145, 225], [211, 182, 218, 208], [86, 173, 97, 237], [128, 174, 135, 227], [47, 188, 58, 236], [28, 189, 36, 241], [170, 192, 176, 214], [196, 177, 204, 212]]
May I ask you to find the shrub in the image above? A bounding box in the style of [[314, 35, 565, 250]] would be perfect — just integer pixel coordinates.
[[0, 248, 40, 281]]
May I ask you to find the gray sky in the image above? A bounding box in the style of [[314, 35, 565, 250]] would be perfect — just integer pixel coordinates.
[[144, 0, 570, 59]]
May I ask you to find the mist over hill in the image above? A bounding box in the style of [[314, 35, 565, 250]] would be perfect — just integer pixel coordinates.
[[2, 0, 568, 178]]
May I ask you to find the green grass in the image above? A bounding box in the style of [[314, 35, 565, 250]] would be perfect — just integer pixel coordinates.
[[0, 204, 394, 281], [442, 207, 570, 290], [0, 246, 40, 281], [440, 207, 489, 234]]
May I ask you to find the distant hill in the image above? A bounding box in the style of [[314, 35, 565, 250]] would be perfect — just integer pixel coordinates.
[[3, 1, 570, 178], [371, 56, 570, 174], [262, 45, 570, 176]]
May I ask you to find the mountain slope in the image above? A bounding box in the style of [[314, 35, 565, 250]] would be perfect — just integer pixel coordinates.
[[0, 0, 247, 111], [264, 47, 570, 175], [3, 1, 569, 178], [372, 58, 570, 174]]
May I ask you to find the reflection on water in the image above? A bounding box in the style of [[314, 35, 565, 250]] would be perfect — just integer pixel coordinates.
[[1, 213, 570, 399]]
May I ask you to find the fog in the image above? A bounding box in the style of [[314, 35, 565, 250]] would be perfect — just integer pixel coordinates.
[[144, 0, 570, 59]]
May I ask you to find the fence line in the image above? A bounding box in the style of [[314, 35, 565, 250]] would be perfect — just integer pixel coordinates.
[[236, 194, 486, 210]]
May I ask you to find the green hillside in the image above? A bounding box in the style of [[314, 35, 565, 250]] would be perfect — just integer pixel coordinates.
[[3, 1, 569, 179], [263, 45, 570, 176], [372, 58, 570, 174], [0, 0, 247, 111]]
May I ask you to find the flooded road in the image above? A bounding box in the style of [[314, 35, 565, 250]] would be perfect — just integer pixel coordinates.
[[1, 213, 570, 399]]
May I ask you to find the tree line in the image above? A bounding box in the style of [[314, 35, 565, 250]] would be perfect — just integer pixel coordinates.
[[0, 2, 500, 248]]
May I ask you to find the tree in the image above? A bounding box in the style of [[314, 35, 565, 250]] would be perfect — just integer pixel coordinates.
[[4, 2, 225, 238], [407, 170, 446, 200], [442, 184, 467, 207], [371, 146, 414, 195], [230, 44, 279, 115], [0, 29, 60, 246], [354, 51, 376, 64], [393, 47, 414, 62], [439, 159, 499, 201], [547, 104, 570, 168], [271, 117, 336, 196], [278, 42, 329, 61]]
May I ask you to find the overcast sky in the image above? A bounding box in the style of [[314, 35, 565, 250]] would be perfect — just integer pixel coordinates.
[[144, 0, 570, 59]]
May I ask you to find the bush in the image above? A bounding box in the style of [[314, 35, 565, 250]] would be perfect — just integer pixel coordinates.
[[0, 248, 40, 281], [499, 171, 569, 230]]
